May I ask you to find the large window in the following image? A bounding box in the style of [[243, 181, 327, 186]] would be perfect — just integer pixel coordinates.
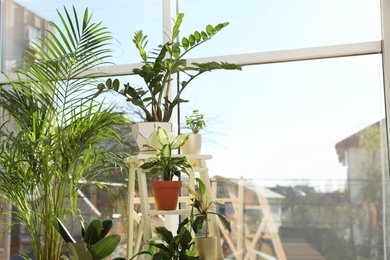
[[1, 0, 389, 259]]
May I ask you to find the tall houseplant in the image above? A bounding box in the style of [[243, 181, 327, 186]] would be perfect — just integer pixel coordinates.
[[96, 13, 242, 151], [0, 7, 129, 260], [140, 126, 192, 210]]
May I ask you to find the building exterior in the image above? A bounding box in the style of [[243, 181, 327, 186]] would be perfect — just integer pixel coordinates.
[[0, 2, 52, 259], [335, 120, 389, 259]]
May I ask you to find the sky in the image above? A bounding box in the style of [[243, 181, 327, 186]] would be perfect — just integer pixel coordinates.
[[12, 0, 384, 191]]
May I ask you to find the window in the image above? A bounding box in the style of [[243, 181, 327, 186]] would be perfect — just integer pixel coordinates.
[[1, 0, 389, 259]]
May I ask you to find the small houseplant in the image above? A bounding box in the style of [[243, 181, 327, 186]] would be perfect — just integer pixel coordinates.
[[55, 218, 125, 260], [140, 126, 192, 210], [182, 110, 206, 154], [96, 13, 242, 152], [130, 225, 199, 260], [179, 178, 231, 259]]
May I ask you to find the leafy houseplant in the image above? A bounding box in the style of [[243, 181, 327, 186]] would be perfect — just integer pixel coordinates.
[[181, 178, 231, 236], [180, 178, 231, 260], [95, 13, 242, 152], [140, 126, 191, 181], [0, 7, 129, 260], [130, 225, 199, 260], [182, 110, 205, 154], [96, 13, 242, 123], [140, 126, 192, 210], [186, 110, 206, 135], [56, 218, 125, 260]]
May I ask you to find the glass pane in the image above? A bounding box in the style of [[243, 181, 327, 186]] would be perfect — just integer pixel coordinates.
[[3, 0, 162, 72], [179, 54, 390, 259], [178, 0, 381, 57]]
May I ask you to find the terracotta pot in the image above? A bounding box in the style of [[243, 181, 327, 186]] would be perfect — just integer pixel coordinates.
[[193, 237, 217, 260], [181, 134, 202, 154], [151, 181, 182, 210], [131, 122, 174, 153]]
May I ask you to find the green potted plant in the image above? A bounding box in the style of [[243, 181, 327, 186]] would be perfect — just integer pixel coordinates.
[[56, 218, 125, 260], [179, 178, 231, 260], [0, 7, 129, 260], [95, 13, 242, 152], [140, 126, 192, 210], [182, 110, 206, 154], [130, 224, 199, 260]]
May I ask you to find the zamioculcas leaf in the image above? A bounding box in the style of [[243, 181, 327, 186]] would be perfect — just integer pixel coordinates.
[[206, 24, 213, 36], [68, 243, 93, 260], [89, 235, 121, 259], [81, 221, 87, 238], [84, 219, 103, 246], [99, 219, 113, 239]]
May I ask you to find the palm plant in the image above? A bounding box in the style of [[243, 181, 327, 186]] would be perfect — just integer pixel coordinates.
[[0, 6, 129, 260]]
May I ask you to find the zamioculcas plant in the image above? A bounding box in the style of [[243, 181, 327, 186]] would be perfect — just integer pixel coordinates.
[[0, 6, 129, 260], [56, 218, 125, 260], [95, 13, 242, 122]]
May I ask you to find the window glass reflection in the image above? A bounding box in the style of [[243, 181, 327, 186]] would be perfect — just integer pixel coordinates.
[[179, 54, 389, 258], [178, 0, 381, 57]]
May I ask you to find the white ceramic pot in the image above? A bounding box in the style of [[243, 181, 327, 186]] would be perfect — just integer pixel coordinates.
[[131, 122, 174, 153], [193, 236, 217, 260], [181, 134, 202, 154]]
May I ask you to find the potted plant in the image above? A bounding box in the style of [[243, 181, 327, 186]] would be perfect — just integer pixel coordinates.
[[130, 224, 199, 260], [182, 110, 206, 154], [0, 7, 130, 260], [140, 126, 192, 210], [95, 13, 242, 152], [56, 218, 125, 260], [179, 178, 231, 260]]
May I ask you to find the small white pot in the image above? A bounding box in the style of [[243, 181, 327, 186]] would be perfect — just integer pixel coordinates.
[[181, 134, 202, 154]]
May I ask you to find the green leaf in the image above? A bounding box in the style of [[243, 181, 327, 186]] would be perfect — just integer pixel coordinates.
[[206, 24, 213, 36], [56, 218, 76, 243], [189, 34, 195, 46], [194, 31, 201, 43], [172, 13, 184, 39], [84, 219, 103, 246], [171, 134, 189, 149], [112, 78, 120, 91], [156, 127, 170, 145], [172, 42, 181, 59], [99, 219, 114, 239], [68, 243, 93, 260], [90, 235, 121, 259], [201, 31, 208, 40], [160, 144, 171, 158], [182, 37, 189, 50]]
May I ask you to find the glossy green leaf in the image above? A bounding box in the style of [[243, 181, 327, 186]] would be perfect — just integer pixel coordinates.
[[69, 243, 93, 260], [182, 37, 189, 50], [189, 34, 195, 46], [206, 24, 213, 36], [90, 235, 121, 259], [84, 219, 103, 246], [194, 31, 201, 43], [99, 219, 113, 239], [56, 218, 76, 243]]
